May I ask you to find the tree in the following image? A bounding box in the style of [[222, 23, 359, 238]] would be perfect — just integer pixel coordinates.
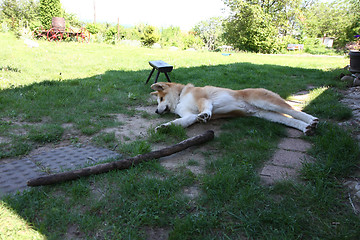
[[223, 1, 280, 53], [39, 0, 62, 28], [193, 17, 224, 50], [224, 0, 304, 37], [0, 0, 40, 29], [1, 0, 21, 22], [301, 0, 359, 47]]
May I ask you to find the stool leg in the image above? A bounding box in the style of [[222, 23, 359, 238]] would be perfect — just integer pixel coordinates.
[[164, 72, 171, 82], [154, 71, 161, 83], [145, 68, 155, 84]]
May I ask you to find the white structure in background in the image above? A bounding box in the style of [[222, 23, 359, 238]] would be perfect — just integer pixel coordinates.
[[322, 37, 335, 48], [220, 45, 233, 52], [21, 37, 39, 48]]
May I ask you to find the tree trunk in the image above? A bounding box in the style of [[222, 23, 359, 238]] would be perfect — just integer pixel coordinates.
[[27, 130, 214, 187]]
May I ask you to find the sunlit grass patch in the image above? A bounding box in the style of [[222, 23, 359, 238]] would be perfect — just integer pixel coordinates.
[[0, 201, 45, 240], [304, 87, 352, 121]]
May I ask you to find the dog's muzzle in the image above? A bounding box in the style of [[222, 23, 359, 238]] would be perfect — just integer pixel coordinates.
[[155, 105, 170, 114]]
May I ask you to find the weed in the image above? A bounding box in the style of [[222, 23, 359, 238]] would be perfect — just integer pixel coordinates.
[[148, 124, 187, 144], [117, 140, 152, 157], [187, 159, 199, 166], [28, 124, 64, 143], [0, 65, 21, 72], [92, 132, 117, 149]]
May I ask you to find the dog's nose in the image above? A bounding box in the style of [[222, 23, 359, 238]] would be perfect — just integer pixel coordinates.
[[155, 109, 159, 114]]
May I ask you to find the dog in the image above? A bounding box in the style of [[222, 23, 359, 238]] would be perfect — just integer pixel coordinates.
[[150, 82, 318, 135]]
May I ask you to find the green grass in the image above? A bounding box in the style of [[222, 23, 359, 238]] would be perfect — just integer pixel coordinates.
[[1, 32, 360, 239], [303, 87, 353, 121]]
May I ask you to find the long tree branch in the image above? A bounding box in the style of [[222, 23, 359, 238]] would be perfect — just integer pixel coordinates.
[[27, 130, 215, 186]]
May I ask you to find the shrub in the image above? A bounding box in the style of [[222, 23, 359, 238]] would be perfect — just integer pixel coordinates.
[[181, 33, 204, 50], [86, 23, 100, 34], [140, 25, 160, 47]]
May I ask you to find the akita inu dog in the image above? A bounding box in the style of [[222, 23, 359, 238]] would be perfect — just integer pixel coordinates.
[[150, 82, 318, 135]]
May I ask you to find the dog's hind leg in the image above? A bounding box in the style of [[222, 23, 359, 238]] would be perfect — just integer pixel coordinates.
[[253, 110, 314, 135], [253, 100, 318, 128], [280, 108, 318, 127]]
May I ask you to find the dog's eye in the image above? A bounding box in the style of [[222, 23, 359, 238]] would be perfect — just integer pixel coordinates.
[[160, 97, 163, 102]]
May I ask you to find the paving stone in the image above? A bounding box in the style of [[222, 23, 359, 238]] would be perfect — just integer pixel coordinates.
[[30, 145, 121, 173], [0, 159, 46, 196], [278, 138, 312, 152], [270, 149, 308, 169], [286, 128, 303, 138], [260, 164, 298, 185]]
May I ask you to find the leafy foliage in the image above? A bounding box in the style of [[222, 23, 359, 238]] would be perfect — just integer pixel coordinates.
[[39, 0, 61, 29], [224, 1, 280, 53], [140, 25, 160, 47], [0, 0, 40, 30], [193, 17, 224, 50], [301, 0, 359, 48]]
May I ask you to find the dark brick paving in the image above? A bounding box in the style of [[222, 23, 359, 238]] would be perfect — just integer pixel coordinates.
[[0, 145, 121, 197]]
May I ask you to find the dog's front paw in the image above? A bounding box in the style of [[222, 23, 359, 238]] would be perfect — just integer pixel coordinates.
[[197, 112, 211, 123], [155, 123, 169, 132]]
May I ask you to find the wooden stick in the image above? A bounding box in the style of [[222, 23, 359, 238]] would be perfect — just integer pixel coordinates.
[[27, 130, 214, 187]]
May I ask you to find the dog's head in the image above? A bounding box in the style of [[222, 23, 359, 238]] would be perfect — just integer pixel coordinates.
[[150, 82, 182, 115]]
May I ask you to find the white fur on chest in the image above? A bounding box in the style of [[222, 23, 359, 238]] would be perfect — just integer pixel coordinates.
[[174, 93, 198, 117]]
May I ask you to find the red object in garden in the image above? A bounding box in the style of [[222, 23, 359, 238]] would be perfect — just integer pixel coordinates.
[[76, 28, 91, 43], [32, 17, 90, 43], [47, 28, 63, 42]]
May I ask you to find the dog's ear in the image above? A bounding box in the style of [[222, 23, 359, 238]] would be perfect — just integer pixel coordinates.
[[151, 82, 169, 91], [150, 91, 158, 96]]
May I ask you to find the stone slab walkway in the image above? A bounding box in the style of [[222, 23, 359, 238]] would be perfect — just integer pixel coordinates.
[[0, 145, 121, 197], [260, 90, 314, 185], [260, 128, 312, 185]]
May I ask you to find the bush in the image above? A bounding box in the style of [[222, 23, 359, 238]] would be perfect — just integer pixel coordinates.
[[160, 26, 181, 47], [86, 23, 100, 34], [302, 38, 339, 55], [181, 33, 204, 50], [140, 25, 160, 47]]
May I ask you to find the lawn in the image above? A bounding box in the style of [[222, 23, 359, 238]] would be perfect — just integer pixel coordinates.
[[1, 32, 359, 239]]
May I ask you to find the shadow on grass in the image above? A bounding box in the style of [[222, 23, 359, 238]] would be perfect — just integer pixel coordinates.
[[0, 62, 345, 159], [0, 61, 354, 239]]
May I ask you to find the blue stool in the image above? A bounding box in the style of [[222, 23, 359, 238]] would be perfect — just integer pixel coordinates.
[[146, 60, 173, 84]]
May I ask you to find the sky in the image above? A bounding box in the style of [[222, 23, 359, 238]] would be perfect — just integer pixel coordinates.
[[60, 0, 228, 30]]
